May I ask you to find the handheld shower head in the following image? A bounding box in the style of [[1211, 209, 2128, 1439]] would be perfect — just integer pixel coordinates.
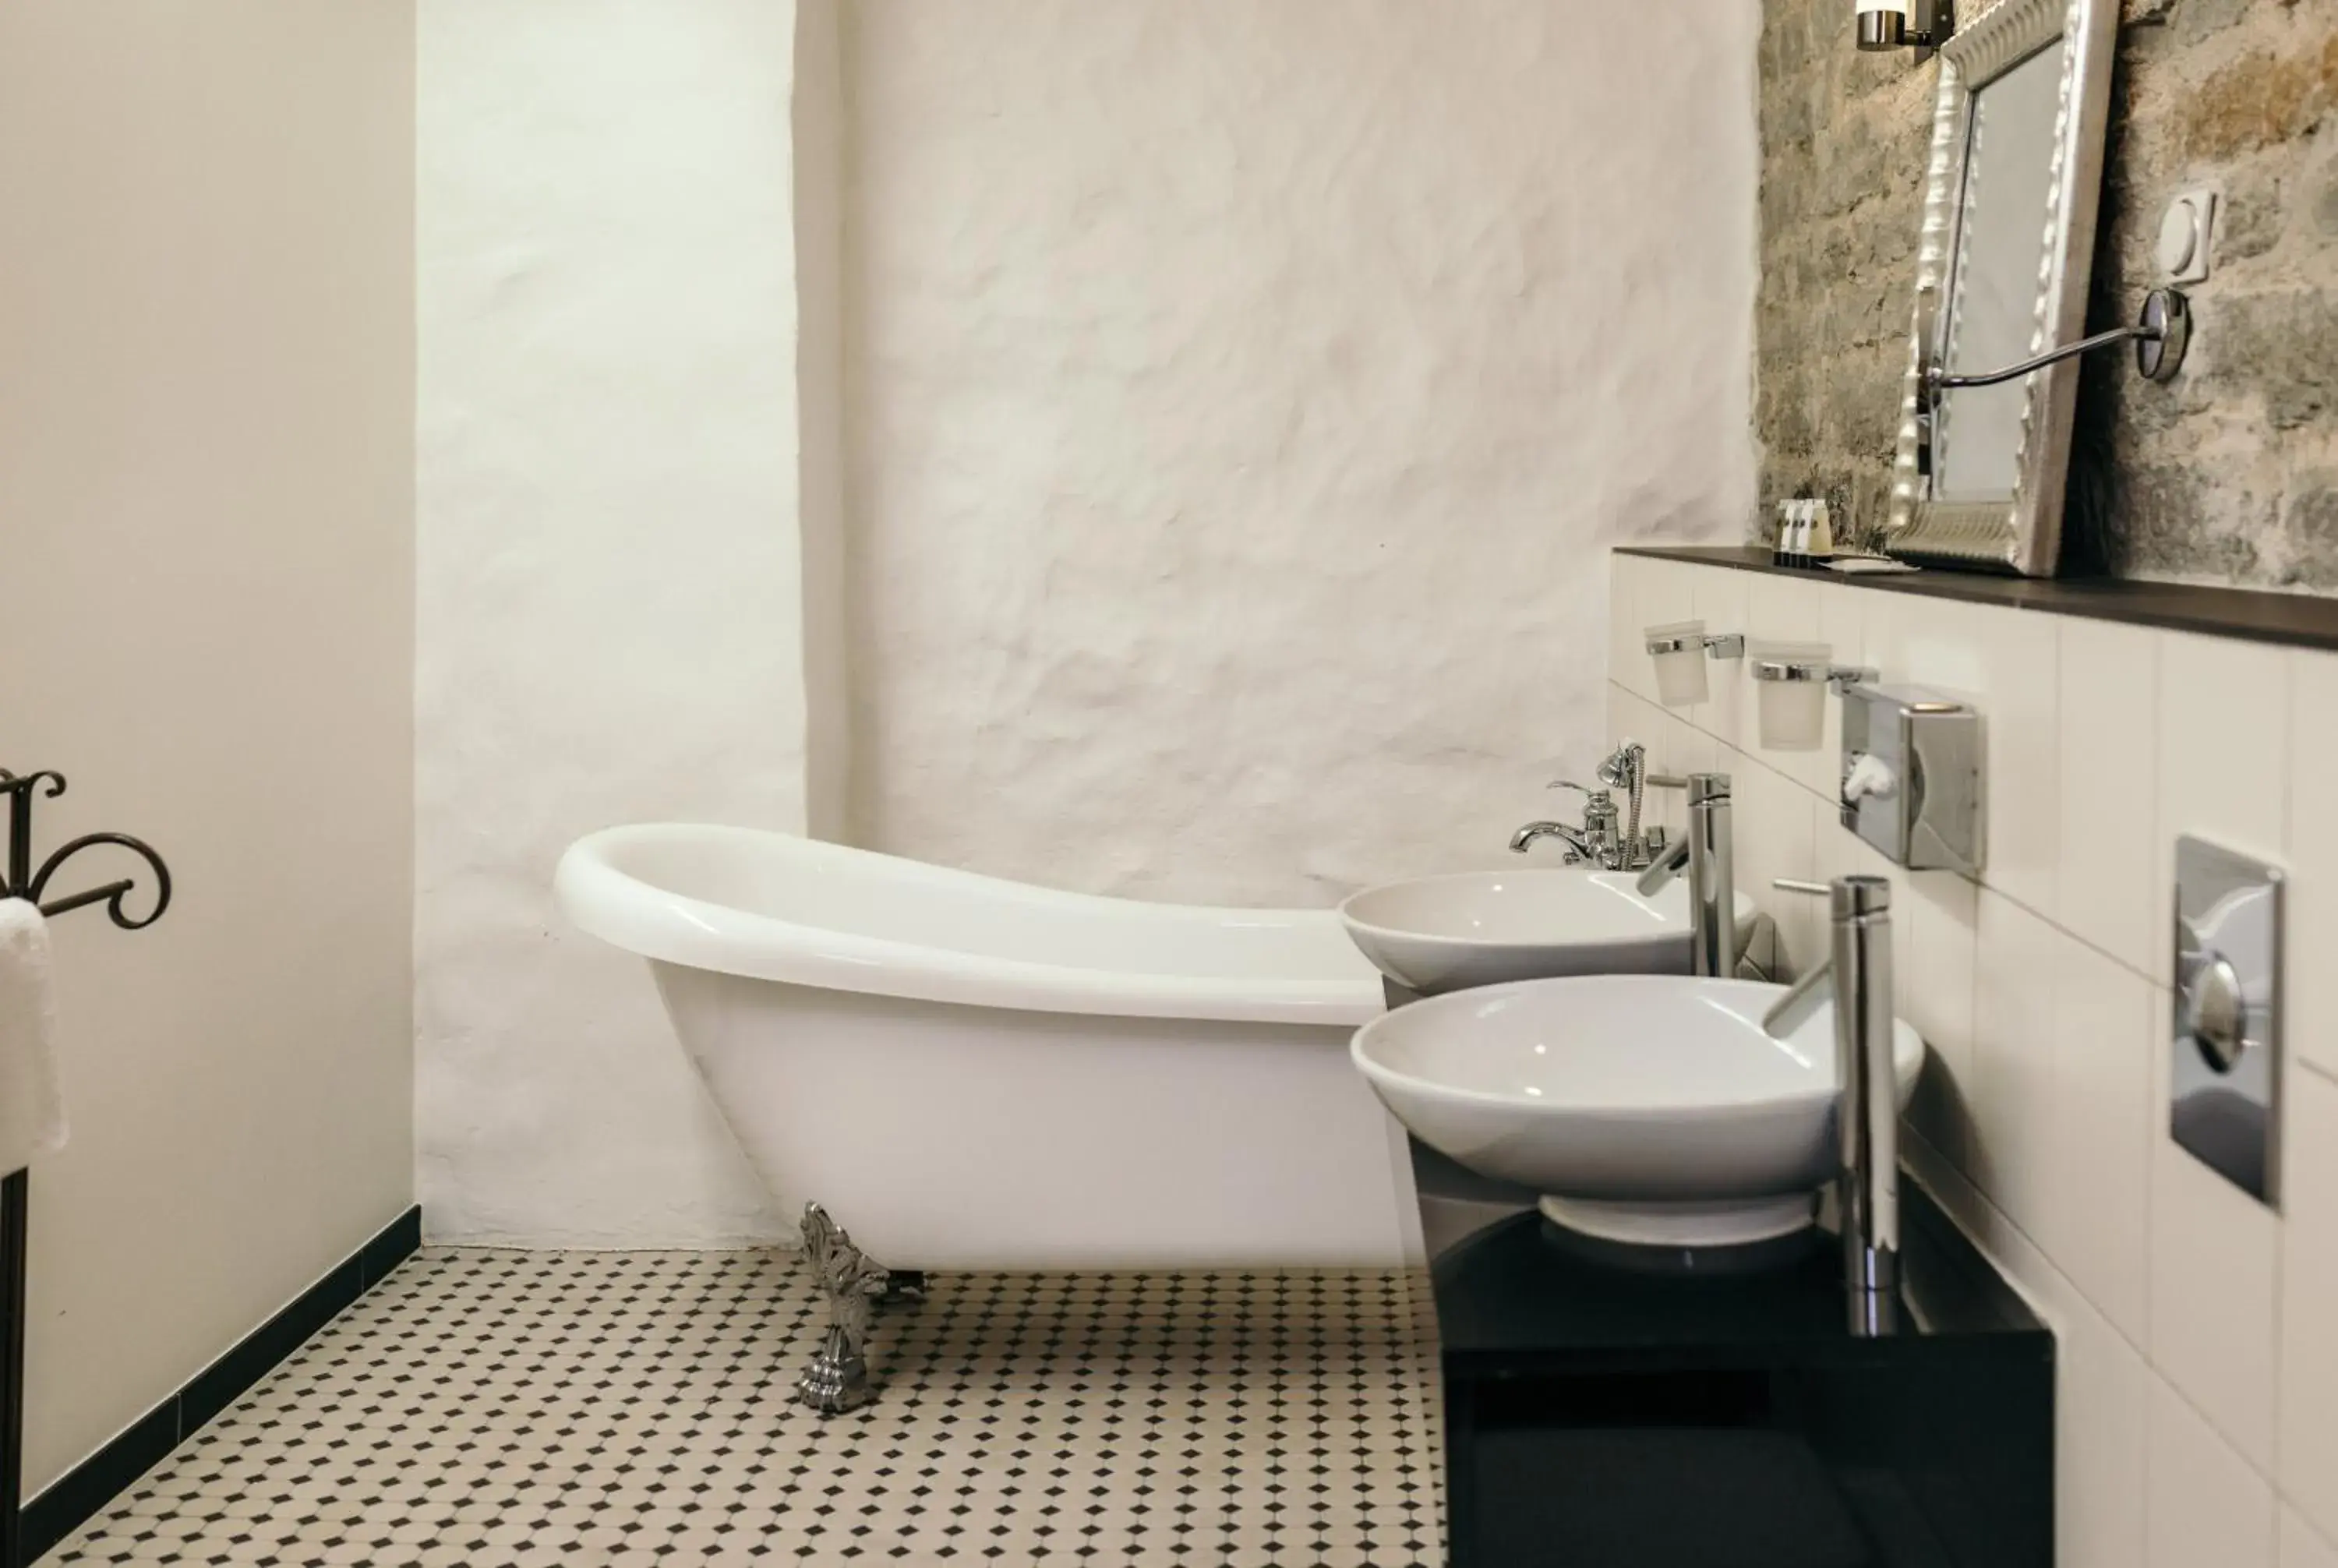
[[1595, 742, 1644, 790]]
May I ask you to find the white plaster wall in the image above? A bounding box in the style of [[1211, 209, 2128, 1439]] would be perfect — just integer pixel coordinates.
[[415, 1, 1757, 1245], [416, 0, 820, 1245], [0, 1, 415, 1489], [845, 0, 1761, 905], [795, 0, 851, 842]]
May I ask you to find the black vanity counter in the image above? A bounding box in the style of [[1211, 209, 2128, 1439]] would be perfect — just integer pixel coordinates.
[[1429, 1183, 2054, 1568], [1436, 1183, 2043, 1377]]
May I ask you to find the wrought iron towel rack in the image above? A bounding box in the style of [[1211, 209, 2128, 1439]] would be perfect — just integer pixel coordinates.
[[0, 768, 171, 927], [1, 766, 171, 1568]]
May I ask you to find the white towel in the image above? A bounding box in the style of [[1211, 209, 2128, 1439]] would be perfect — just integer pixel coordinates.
[[0, 898, 65, 1174]]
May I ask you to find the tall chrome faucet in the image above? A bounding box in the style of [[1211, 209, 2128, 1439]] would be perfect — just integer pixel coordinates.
[[1632, 772, 1734, 978], [1764, 874, 1898, 1327]]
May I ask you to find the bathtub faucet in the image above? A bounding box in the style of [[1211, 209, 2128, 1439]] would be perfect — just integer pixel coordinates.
[[1509, 818, 1602, 858], [1511, 743, 1678, 871]]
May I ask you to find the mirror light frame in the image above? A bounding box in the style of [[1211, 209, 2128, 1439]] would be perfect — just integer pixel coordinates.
[[1883, 0, 2118, 577]]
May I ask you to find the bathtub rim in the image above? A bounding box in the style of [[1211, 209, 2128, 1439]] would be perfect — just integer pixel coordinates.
[[556, 822, 1386, 1029]]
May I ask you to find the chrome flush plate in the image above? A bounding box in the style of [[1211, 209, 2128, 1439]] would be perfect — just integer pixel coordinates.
[[2170, 835, 2283, 1207]]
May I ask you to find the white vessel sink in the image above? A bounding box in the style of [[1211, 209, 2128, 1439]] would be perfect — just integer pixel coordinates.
[[1338, 870, 1757, 994], [1351, 974, 1925, 1248]]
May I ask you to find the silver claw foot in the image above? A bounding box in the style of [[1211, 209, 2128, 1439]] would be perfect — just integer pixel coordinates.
[[794, 1202, 892, 1414]]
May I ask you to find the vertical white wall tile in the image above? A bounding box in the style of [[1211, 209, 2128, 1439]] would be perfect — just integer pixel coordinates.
[[1665, 708, 1723, 778], [2283, 1067, 2338, 1543], [1973, 605, 2061, 917], [1744, 571, 1828, 792], [2283, 1508, 2338, 1568], [1620, 684, 1666, 750], [1813, 579, 1867, 800], [2058, 619, 2161, 979], [1812, 576, 1866, 671], [1619, 695, 1665, 776], [2058, 1292, 2150, 1568], [1607, 553, 1644, 699], [2045, 936, 2153, 1344], [1639, 560, 1697, 686], [1651, 709, 1722, 839], [1814, 804, 1900, 919], [1691, 565, 1752, 750], [2287, 651, 2338, 1083], [2146, 1373, 2276, 1568], [1867, 592, 1986, 695], [2157, 633, 2290, 987], [1746, 570, 1821, 648], [2150, 1002, 2280, 1474], [1812, 789, 1863, 881], [1903, 1124, 2148, 1568], [1622, 556, 1699, 707], [1969, 888, 2061, 1232], [1899, 867, 1978, 1170], [1732, 754, 1820, 980]]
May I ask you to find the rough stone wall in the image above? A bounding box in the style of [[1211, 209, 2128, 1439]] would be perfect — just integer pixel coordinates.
[[1756, 0, 2338, 585], [1754, 9, 1936, 552]]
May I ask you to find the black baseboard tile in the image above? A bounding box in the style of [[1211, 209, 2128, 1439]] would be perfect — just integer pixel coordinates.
[[359, 1206, 422, 1290], [178, 1256, 366, 1437], [21, 1203, 420, 1563], [17, 1404, 174, 1566]]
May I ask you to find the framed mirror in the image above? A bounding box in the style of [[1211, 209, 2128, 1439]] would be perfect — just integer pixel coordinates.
[[1883, 0, 2118, 576]]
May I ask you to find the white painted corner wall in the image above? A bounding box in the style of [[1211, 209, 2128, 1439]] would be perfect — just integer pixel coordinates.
[[0, 0, 416, 1492], [415, 2, 1761, 1243], [415, 0, 842, 1245], [842, 0, 1761, 906]]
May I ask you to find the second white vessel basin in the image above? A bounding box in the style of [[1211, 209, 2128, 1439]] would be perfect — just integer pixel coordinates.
[[1339, 870, 1757, 993], [1351, 974, 1926, 1247]]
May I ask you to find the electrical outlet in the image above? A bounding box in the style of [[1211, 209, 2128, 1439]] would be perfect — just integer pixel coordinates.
[[2156, 189, 2218, 285]]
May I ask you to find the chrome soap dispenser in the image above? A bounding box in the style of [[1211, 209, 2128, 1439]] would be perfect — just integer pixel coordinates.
[[1837, 683, 1983, 874]]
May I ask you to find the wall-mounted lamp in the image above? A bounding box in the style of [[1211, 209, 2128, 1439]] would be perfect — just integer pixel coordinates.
[[1856, 0, 1954, 59]]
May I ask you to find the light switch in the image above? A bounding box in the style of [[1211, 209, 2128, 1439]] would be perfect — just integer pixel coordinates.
[[2157, 189, 2218, 285]]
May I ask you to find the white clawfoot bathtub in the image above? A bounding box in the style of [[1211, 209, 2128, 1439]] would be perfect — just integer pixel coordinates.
[[555, 825, 1422, 1270]]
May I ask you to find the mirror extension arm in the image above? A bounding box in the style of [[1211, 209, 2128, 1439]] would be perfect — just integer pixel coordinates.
[[1930, 286, 2190, 397], [1917, 287, 2188, 479], [1938, 320, 2160, 390]]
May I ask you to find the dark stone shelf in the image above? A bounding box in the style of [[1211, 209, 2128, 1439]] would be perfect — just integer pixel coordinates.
[[1620, 543, 2338, 654]]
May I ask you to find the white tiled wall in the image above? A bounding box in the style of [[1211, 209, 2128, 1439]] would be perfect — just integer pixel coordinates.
[[1606, 552, 2338, 1568]]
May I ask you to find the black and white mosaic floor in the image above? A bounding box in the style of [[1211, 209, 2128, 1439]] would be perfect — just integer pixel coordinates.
[[49, 1249, 1444, 1566]]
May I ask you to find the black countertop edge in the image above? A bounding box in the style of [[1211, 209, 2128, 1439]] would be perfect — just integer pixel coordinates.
[[1433, 1179, 2049, 1370], [1616, 545, 2338, 655]]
